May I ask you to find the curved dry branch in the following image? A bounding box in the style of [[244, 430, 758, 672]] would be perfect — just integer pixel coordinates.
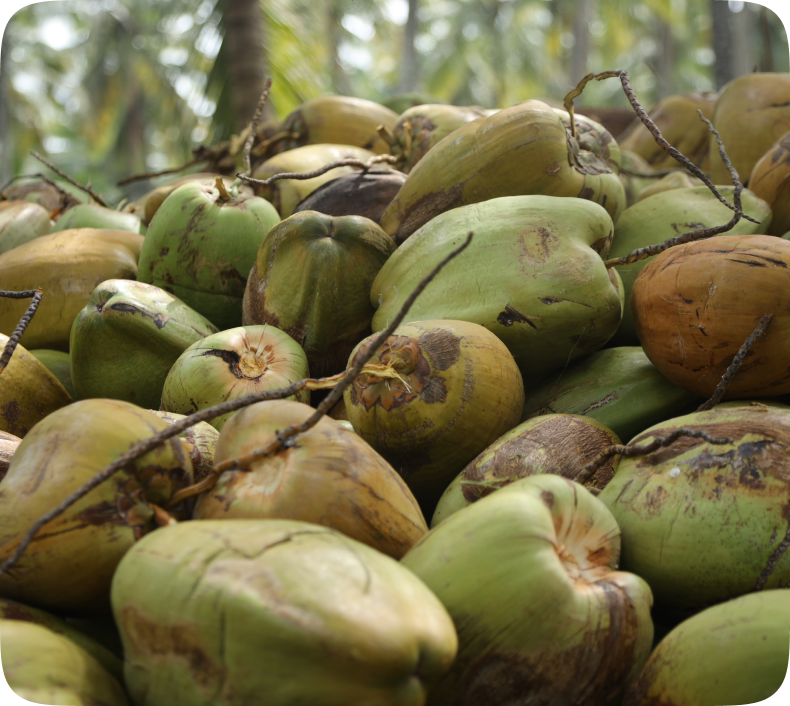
[[236, 154, 397, 188]]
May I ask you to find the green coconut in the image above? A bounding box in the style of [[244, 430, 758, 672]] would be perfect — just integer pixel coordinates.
[[432, 414, 620, 526], [343, 319, 524, 512], [598, 404, 790, 616], [402, 474, 654, 706], [112, 519, 458, 706], [160, 325, 310, 431], [0, 620, 130, 706], [618, 151, 658, 206], [372, 195, 624, 381], [150, 410, 220, 482], [622, 590, 790, 706], [520, 347, 703, 442], [633, 171, 704, 202], [607, 185, 772, 346], [27, 349, 76, 399], [51, 203, 143, 234], [0, 200, 52, 255], [0, 399, 193, 613], [137, 178, 280, 330], [242, 211, 396, 377], [70, 279, 219, 408]]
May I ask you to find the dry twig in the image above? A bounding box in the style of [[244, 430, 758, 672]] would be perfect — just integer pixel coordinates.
[[0, 289, 43, 373], [115, 159, 203, 186], [696, 314, 773, 413], [30, 151, 108, 208], [236, 154, 397, 188], [242, 77, 273, 176]]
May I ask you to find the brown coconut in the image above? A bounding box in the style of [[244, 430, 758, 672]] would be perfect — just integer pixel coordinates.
[[748, 130, 790, 236]]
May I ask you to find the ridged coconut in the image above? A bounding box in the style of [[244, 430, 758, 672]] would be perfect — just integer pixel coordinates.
[[372, 195, 624, 381], [251, 144, 382, 218], [432, 414, 620, 527], [112, 519, 458, 706], [27, 349, 75, 398], [160, 325, 310, 431], [632, 235, 790, 398], [608, 186, 771, 346], [137, 178, 280, 330], [193, 399, 428, 558], [0, 200, 52, 255], [520, 347, 702, 442], [748, 129, 790, 236], [0, 336, 72, 437], [343, 319, 524, 511], [598, 404, 790, 615], [150, 410, 220, 482], [51, 203, 143, 234], [380, 100, 626, 244], [0, 399, 193, 613], [708, 72, 790, 185], [242, 211, 396, 377], [622, 591, 790, 706], [0, 431, 20, 480], [0, 620, 130, 706], [617, 92, 717, 172], [402, 474, 654, 706], [0, 228, 143, 350], [70, 279, 219, 408]]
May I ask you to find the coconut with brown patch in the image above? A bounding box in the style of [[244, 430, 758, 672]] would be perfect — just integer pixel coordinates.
[[343, 319, 524, 512], [150, 411, 220, 483], [402, 474, 654, 706]]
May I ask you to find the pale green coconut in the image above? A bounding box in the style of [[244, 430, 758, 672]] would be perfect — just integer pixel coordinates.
[[27, 349, 76, 399], [0, 200, 52, 255], [112, 519, 458, 706], [150, 410, 220, 482], [51, 203, 143, 234]]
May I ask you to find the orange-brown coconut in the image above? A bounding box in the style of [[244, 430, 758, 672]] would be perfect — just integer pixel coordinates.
[[748, 130, 790, 236], [631, 235, 790, 398]]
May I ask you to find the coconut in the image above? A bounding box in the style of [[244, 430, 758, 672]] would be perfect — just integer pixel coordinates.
[[0, 200, 52, 255], [432, 414, 620, 526], [632, 235, 790, 398], [598, 404, 790, 615], [150, 410, 220, 482], [633, 171, 704, 202], [242, 211, 396, 377], [193, 399, 427, 558], [70, 279, 219, 408], [0, 431, 20, 481], [160, 325, 310, 431], [748, 129, 790, 236], [343, 319, 524, 511], [27, 349, 75, 398], [0, 399, 193, 613], [51, 203, 142, 234], [402, 474, 654, 706], [618, 151, 658, 206], [112, 519, 457, 706], [1, 179, 83, 214]]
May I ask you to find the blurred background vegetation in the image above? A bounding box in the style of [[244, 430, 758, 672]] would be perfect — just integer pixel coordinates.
[[0, 0, 787, 203]]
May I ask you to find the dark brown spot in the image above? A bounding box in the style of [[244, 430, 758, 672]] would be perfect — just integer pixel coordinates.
[[497, 305, 537, 329]]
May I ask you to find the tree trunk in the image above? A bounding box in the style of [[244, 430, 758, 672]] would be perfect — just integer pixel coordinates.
[[730, 3, 754, 77], [571, 0, 592, 92], [0, 28, 12, 186], [328, 0, 352, 95], [656, 20, 675, 98], [398, 0, 419, 92], [224, 0, 270, 130], [711, 0, 735, 89]]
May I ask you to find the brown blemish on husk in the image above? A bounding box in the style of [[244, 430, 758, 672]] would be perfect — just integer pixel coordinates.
[[497, 305, 537, 329]]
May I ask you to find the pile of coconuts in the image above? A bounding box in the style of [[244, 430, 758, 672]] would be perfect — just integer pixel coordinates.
[[1, 69, 790, 706]]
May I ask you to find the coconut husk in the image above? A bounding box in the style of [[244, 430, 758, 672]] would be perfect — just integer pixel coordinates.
[[0, 201, 52, 255], [748, 130, 790, 235]]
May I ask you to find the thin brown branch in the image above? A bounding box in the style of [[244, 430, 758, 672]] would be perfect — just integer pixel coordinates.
[[115, 158, 203, 186], [0, 289, 43, 373], [251, 130, 300, 157], [242, 77, 273, 176], [237, 155, 397, 188], [0, 173, 75, 212], [30, 151, 109, 208], [0, 232, 473, 578], [575, 428, 733, 488], [696, 314, 773, 413]]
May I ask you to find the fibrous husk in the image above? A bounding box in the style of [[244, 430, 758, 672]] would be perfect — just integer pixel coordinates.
[[598, 404, 790, 615], [292, 169, 406, 225], [708, 72, 790, 185], [617, 92, 717, 172], [608, 186, 772, 347], [112, 519, 458, 706], [137, 179, 280, 330], [0, 200, 52, 255], [51, 203, 142, 235], [402, 474, 654, 706], [193, 399, 428, 559], [748, 129, 790, 236], [0, 228, 144, 351], [251, 144, 382, 218], [520, 347, 702, 443], [380, 100, 626, 244], [0, 336, 72, 437], [0, 620, 130, 706], [150, 410, 220, 482], [160, 325, 310, 431], [372, 195, 624, 381], [70, 279, 219, 408], [432, 414, 620, 527], [0, 399, 193, 613], [343, 319, 524, 512], [242, 211, 396, 377], [631, 235, 790, 398], [622, 590, 790, 706]]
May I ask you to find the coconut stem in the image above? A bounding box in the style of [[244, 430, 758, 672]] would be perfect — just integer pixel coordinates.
[[242, 77, 273, 176], [30, 151, 109, 208], [0, 233, 473, 579], [574, 428, 733, 488], [696, 314, 773, 413], [236, 154, 397, 188], [0, 289, 43, 374], [214, 176, 232, 202]]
